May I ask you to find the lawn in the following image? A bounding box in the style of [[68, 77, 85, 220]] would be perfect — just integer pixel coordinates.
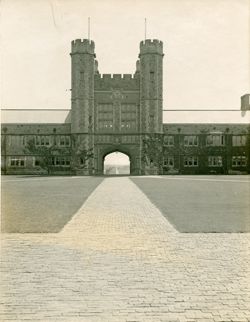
[[1, 176, 103, 233], [131, 176, 250, 233]]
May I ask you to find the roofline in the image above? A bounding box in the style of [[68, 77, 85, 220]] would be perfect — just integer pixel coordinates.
[[1, 109, 71, 111], [1, 108, 244, 112]]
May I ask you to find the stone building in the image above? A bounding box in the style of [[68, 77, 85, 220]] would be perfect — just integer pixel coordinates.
[[1, 38, 250, 175]]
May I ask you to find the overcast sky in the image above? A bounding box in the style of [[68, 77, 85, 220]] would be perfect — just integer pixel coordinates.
[[1, 0, 249, 114]]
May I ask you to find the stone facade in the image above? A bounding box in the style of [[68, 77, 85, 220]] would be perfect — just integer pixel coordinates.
[[1, 38, 250, 175]]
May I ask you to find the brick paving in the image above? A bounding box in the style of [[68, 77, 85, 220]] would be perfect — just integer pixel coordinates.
[[1, 177, 250, 322]]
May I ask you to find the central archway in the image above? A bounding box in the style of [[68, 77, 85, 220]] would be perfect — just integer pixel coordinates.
[[103, 152, 130, 175]]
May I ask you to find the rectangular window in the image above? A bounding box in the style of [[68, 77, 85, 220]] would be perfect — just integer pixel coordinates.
[[184, 135, 198, 146], [232, 135, 246, 146], [98, 104, 114, 131], [206, 135, 225, 146], [35, 136, 51, 146], [59, 136, 70, 146], [121, 104, 137, 131], [20, 136, 26, 145], [163, 156, 174, 167], [35, 159, 40, 166], [51, 156, 71, 167], [10, 136, 26, 146], [10, 157, 25, 167], [164, 136, 174, 146], [232, 156, 247, 167], [184, 156, 198, 167], [208, 156, 223, 167]]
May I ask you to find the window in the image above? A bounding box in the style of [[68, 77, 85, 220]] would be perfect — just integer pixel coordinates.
[[232, 135, 246, 146], [98, 104, 114, 131], [232, 156, 247, 167], [208, 156, 223, 167], [20, 136, 26, 145], [10, 157, 25, 167], [184, 156, 198, 167], [10, 136, 26, 146], [51, 156, 71, 167], [59, 136, 70, 146], [35, 135, 50, 146], [206, 135, 225, 146], [121, 104, 137, 130], [34, 159, 40, 166], [33, 157, 41, 167], [164, 136, 174, 146], [184, 135, 198, 146], [163, 156, 174, 167]]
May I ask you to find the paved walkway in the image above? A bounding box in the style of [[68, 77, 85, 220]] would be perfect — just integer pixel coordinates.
[[1, 177, 250, 322]]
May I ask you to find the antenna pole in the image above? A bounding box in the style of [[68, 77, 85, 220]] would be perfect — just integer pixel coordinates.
[[88, 17, 90, 40], [144, 18, 147, 40]]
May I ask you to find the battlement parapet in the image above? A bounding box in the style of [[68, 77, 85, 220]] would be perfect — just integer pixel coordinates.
[[71, 39, 95, 55], [94, 73, 139, 90], [95, 73, 135, 80], [139, 39, 163, 55]]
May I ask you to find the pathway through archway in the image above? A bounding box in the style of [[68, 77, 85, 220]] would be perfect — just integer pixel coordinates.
[[103, 152, 130, 175]]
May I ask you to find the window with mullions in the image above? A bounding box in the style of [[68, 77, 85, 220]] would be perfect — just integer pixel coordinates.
[[232, 156, 247, 167], [59, 136, 71, 146], [184, 135, 198, 146], [97, 104, 114, 131], [121, 104, 137, 130], [184, 156, 198, 167], [35, 135, 50, 146], [51, 156, 71, 167], [10, 157, 25, 167], [208, 156, 223, 167], [10, 136, 26, 146], [206, 135, 225, 146], [232, 135, 246, 146], [163, 156, 174, 167], [163, 136, 174, 146]]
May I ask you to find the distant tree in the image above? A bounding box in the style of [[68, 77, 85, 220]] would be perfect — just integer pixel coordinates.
[[25, 139, 66, 174], [71, 146, 94, 171], [70, 135, 94, 172]]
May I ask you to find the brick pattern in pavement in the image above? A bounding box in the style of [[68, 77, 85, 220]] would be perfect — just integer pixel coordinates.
[[1, 177, 250, 322]]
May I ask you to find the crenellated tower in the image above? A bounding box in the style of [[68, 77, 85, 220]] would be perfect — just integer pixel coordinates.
[[70, 39, 96, 174], [139, 39, 164, 133], [71, 39, 95, 133]]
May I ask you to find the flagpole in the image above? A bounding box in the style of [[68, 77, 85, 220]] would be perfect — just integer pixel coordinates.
[[88, 17, 90, 40]]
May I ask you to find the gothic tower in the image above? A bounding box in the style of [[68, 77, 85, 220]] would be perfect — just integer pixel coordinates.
[[139, 39, 164, 133], [71, 39, 95, 133], [71, 39, 95, 174]]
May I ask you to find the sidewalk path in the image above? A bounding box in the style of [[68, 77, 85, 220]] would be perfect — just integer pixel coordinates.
[[1, 177, 250, 322]]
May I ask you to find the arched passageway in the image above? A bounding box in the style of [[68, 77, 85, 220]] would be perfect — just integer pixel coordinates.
[[103, 152, 130, 175]]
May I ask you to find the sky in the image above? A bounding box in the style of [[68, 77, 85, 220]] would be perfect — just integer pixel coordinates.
[[1, 0, 249, 120]]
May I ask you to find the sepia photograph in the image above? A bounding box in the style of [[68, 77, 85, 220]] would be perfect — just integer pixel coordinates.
[[1, 0, 250, 321]]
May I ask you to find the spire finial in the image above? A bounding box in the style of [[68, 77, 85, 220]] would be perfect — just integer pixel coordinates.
[[144, 18, 147, 40]]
